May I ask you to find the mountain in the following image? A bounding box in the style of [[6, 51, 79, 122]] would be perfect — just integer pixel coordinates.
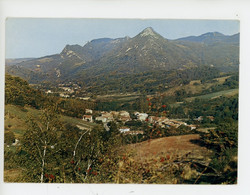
[[177, 32, 239, 45], [73, 27, 203, 79], [60, 36, 130, 62], [6, 35, 131, 83], [6, 27, 239, 85], [5, 58, 35, 66]]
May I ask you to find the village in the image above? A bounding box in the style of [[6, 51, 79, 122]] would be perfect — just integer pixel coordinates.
[[45, 82, 87, 99], [82, 108, 198, 136], [42, 83, 217, 137], [42, 82, 216, 137], [44, 84, 201, 135]]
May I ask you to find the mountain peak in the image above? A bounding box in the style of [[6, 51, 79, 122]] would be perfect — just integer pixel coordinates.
[[201, 32, 225, 37], [139, 27, 158, 37]]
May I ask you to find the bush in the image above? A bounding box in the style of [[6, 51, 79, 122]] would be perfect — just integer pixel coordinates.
[[4, 131, 15, 145]]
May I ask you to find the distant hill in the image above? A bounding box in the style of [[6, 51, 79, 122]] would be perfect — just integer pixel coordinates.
[[6, 27, 239, 86], [176, 32, 239, 45], [5, 58, 35, 66]]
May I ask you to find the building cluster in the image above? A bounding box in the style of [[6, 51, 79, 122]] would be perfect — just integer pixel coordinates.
[[148, 116, 196, 130], [45, 82, 84, 98], [82, 109, 198, 135], [95, 110, 131, 123]]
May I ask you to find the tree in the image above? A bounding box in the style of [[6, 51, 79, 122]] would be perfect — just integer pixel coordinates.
[[22, 107, 63, 183], [200, 122, 238, 184]]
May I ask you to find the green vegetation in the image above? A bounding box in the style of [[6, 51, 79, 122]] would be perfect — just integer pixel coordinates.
[[185, 88, 238, 102], [76, 66, 221, 95], [5, 107, 123, 183], [198, 122, 238, 184], [5, 74, 47, 108], [5, 74, 96, 119], [4, 68, 238, 184], [4, 28, 239, 184]]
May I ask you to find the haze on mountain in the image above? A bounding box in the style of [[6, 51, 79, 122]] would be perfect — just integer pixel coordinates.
[[6, 27, 239, 84]]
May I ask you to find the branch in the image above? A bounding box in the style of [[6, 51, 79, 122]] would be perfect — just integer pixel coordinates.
[[73, 129, 90, 159], [194, 167, 207, 184], [84, 160, 92, 180]]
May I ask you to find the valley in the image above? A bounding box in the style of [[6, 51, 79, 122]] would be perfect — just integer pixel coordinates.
[[4, 27, 239, 184]]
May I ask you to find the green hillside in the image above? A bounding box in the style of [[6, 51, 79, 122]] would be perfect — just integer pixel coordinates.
[[5, 104, 97, 139], [6, 28, 239, 85]]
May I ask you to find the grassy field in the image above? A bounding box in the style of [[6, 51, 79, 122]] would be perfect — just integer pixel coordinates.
[[4, 169, 24, 182], [164, 75, 231, 97], [127, 134, 212, 162], [4, 104, 97, 139], [117, 134, 213, 183], [61, 115, 97, 129], [185, 88, 238, 102], [96, 93, 140, 103]]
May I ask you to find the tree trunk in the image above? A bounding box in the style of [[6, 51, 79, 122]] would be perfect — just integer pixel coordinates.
[[40, 143, 47, 183]]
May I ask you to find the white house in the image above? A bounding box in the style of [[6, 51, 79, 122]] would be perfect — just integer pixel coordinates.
[[136, 113, 148, 121], [85, 109, 93, 114], [60, 93, 70, 98], [119, 127, 130, 133]]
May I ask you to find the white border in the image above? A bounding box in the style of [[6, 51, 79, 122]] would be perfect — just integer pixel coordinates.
[[1, 0, 250, 195]]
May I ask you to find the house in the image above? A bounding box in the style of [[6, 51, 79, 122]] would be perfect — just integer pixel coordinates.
[[195, 116, 203, 122], [134, 112, 140, 116], [125, 130, 144, 135], [79, 97, 90, 100], [82, 115, 93, 122], [101, 112, 114, 121], [119, 116, 131, 122], [187, 125, 197, 130], [60, 93, 70, 98], [195, 116, 214, 122], [85, 109, 93, 114], [119, 111, 130, 117], [119, 127, 130, 133], [207, 116, 214, 121], [60, 87, 74, 93], [134, 112, 148, 121], [148, 116, 159, 123], [110, 111, 120, 118], [149, 116, 169, 124], [95, 116, 108, 123], [95, 111, 116, 123]]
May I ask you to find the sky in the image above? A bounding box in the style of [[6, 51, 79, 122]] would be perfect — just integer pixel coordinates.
[[5, 18, 239, 59]]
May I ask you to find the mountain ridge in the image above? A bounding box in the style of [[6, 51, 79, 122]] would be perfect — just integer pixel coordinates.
[[6, 27, 239, 85], [176, 31, 239, 44]]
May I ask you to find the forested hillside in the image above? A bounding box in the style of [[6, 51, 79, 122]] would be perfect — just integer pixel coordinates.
[[5, 74, 47, 108], [4, 71, 238, 184], [6, 28, 239, 85]]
